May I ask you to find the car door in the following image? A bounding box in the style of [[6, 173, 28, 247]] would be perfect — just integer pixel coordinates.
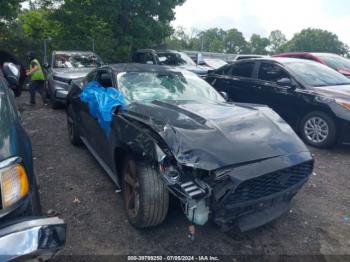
[[254, 62, 300, 126], [77, 70, 98, 141], [208, 61, 258, 103], [88, 69, 116, 168]]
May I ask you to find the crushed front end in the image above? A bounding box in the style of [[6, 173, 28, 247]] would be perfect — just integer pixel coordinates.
[[159, 150, 313, 232], [211, 152, 314, 231]]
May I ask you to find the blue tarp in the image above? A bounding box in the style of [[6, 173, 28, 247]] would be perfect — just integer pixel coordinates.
[[80, 81, 126, 136]]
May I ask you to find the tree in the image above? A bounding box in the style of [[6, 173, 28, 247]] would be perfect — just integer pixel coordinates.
[[0, 0, 24, 20], [197, 28, 226, 52], [281, 28, 348, 55], [48, 0, 185, 61], [269, 30, 287, 54], [249, 34, 270, 54], [224, 28, 248, 54]]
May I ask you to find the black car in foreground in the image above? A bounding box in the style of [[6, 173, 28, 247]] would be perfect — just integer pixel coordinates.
[[67, 64, 313, 232], [206, 58, 350, 148], [0, 61, 65, 260]]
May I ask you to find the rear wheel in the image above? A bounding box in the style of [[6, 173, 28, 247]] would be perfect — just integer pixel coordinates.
[[122, 155, 169, 228], [67, 104, 82, 146], [300, 111, 336, 148]]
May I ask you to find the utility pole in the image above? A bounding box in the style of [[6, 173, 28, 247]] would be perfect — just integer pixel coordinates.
[[43, 37, 52, 64], [92, 39, 95, 53], [44, 39, 47, 64]]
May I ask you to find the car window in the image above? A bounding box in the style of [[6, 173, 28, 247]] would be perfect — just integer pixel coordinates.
[[117, 71, 225, 104], [317, 54, 350, 70], [258, 63, 290, 83], [96, 71, 113, 88], [285, 61, 350, 87], [53, 52, 102, 68], [231, 62, 255, 78]]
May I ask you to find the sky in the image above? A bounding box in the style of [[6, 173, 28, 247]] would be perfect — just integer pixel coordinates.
[[172, 0, 350, 45]]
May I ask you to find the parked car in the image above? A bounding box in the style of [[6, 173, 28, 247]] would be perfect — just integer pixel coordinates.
[[206, 57, 350, 148], [46, 50, 103, 109], [67, 63, 313, 232], [202, 57, 227, 69], [273, 52, 350, 77], [131, 49, 209, 76], [0, 60, 66, 260], [186, 52, 227, 69], [0, 50, 26, 96], [232, 54, 266, 61]]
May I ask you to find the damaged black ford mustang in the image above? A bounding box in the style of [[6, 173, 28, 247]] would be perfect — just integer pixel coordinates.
[[66, 64, 314, 232]]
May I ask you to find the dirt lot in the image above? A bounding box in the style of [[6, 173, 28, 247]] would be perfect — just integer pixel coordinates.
[[17, 92, 350, 260]]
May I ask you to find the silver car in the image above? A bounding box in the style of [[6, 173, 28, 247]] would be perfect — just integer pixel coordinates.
[[46, 51, 103, 108]]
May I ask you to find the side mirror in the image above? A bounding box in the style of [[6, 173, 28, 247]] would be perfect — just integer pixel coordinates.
[[43, 63, 50, 69], [276, 78, 293, 89], [220, 91, 229, 101], [2, 62, 20, 87]]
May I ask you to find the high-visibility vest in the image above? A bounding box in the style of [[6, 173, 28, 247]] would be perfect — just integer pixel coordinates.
[[30, 59, 45, 80]]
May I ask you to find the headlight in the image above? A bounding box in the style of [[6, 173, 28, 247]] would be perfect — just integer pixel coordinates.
[[0, 159, 29, 209], [335, 99, 350, 110], [53, 76, 71, 84]]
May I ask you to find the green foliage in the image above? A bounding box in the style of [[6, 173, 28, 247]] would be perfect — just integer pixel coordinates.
[[0, 0, 24, 20], [224, 29, 248, 53], [269, 30, 287, 54], [280, 28, 348, 55], [249, 34, 270, 55], [1, 0, 185, 63]]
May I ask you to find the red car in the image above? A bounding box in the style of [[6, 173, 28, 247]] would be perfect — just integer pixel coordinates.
[[273, 52, 350, 77]]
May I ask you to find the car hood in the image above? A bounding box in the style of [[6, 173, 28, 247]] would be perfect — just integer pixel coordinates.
[[52, 68, 93, 79], [123, 100, 309, 170], [312, 84, 350, 101]]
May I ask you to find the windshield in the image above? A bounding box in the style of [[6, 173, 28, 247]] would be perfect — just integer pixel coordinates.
[[117, 71, 225, 104], [157, 52, 196, 66], [317, 54, 350, 70], [53, 52, 102, 68], [285, 61, 350, 87]]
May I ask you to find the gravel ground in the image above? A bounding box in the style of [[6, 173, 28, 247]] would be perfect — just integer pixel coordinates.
[[17, 92, 350, 260]]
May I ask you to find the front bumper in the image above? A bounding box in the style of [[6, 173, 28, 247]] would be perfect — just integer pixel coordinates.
[[0, 217, 66, 261], [337, 118, 350, 143], [49, 80, 70, 105], [211, 153, 313, 231]]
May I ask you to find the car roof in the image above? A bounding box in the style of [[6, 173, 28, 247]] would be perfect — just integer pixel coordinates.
[[234, 57, 317, 65], [275, 52, 338, 57], [53, 51, 96, 54], [107, 63, 190, 73]]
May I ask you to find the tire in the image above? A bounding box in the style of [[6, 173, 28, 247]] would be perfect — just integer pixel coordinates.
[[67, 104, 82, 146], [299, 111, 336, 148], [122, 155, 169, 228]]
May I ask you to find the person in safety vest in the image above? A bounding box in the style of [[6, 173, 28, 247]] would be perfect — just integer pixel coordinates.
[[26, 51, 48, 106]]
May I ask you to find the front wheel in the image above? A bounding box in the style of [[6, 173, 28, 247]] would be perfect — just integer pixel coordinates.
[[122, 155, 169, 228], [67, 104, 82, 146], [300, 111, 336, 148]]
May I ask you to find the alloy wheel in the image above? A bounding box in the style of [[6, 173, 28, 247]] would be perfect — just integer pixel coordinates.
[[304, 116, 329, 144]]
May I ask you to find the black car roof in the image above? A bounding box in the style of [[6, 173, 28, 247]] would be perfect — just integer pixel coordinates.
[[235, 57, 316, 65], [107, 63, 188, 73]]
